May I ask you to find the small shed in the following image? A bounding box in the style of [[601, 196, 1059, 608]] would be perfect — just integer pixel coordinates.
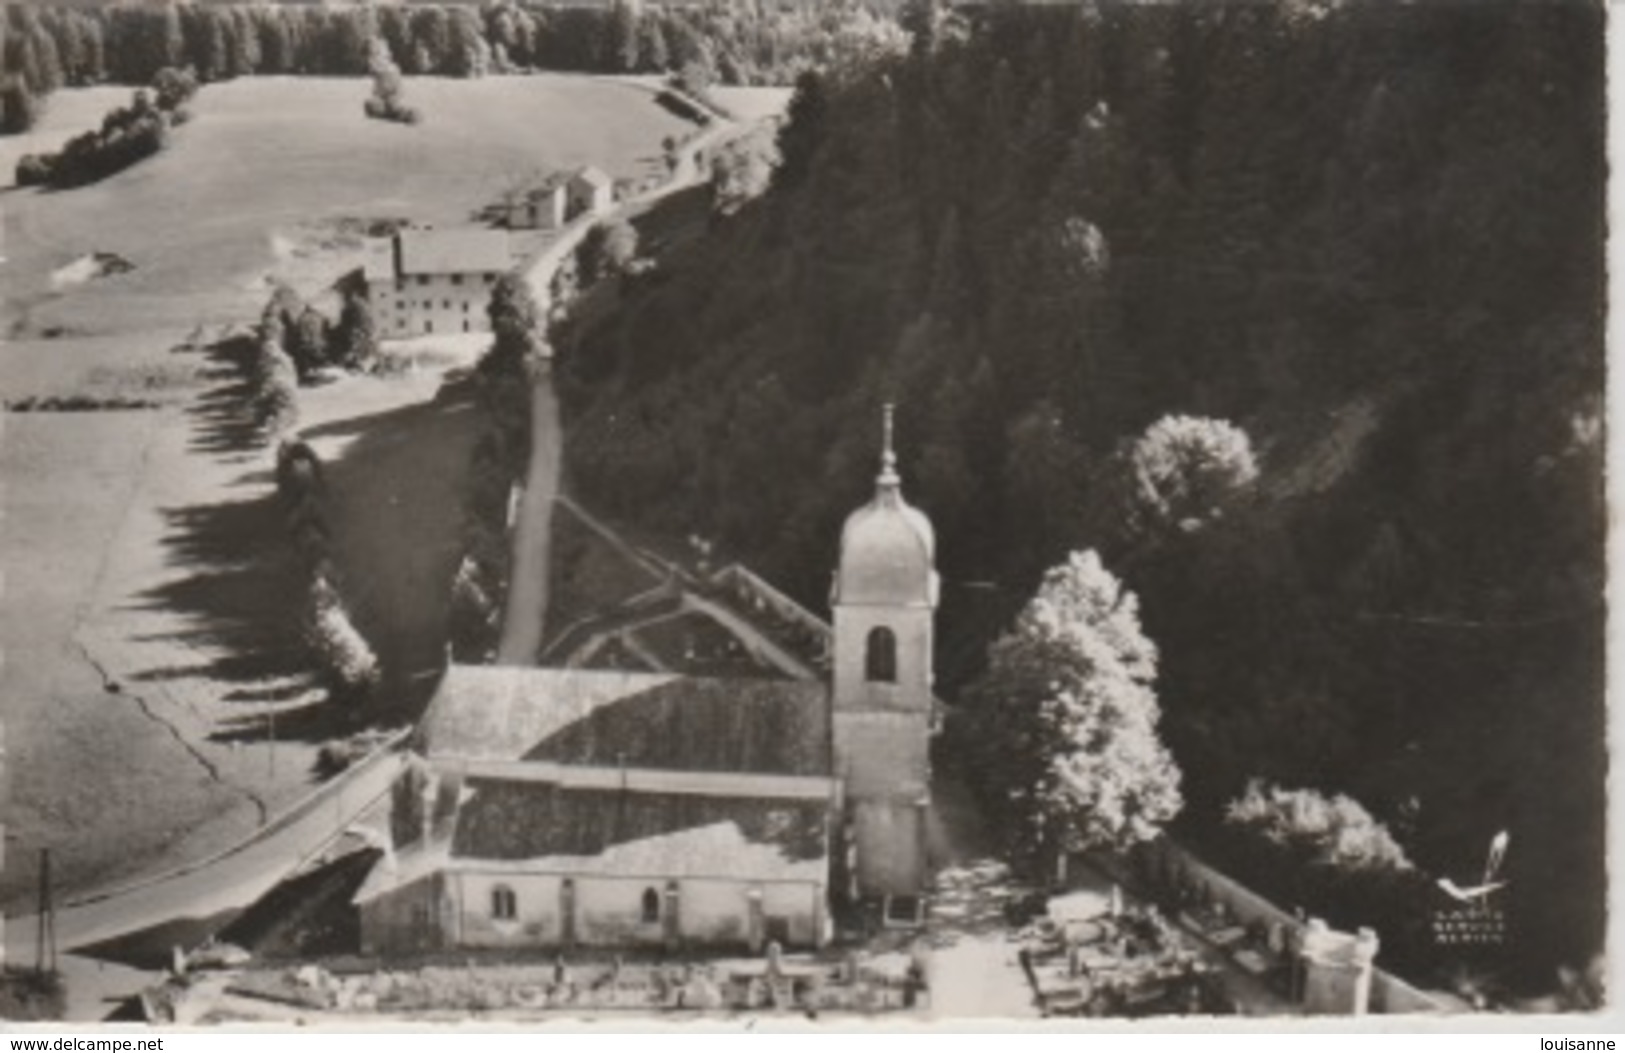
[[508, 180, 568, 230], [566, 165, 614, 220]]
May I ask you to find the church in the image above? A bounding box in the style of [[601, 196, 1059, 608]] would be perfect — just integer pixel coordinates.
[[353, 408, 939, 955]]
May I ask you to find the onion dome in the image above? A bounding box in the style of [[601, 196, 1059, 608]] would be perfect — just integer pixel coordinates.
[[833, 405, 938, 607]]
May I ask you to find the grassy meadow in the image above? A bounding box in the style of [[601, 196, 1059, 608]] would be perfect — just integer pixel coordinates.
[[2, 75, 691, 343]]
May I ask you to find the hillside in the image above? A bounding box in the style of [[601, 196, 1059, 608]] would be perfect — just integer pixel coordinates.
[[1, 74, 689, 342], [554, 0, 1605, 990]]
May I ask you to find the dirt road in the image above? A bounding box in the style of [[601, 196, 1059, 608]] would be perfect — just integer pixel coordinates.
[[493, 109, 745, 665]]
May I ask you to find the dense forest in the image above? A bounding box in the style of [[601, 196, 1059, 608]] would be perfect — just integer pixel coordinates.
[[554, 0, 1605, 991], [1, 0, 903, 132]]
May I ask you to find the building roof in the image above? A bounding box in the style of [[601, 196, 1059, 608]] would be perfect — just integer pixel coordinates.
[[419, 666, 832, 777], [569, 165, 613, 190], [451, 780, 828, 880], [392, 228, 513, 277]]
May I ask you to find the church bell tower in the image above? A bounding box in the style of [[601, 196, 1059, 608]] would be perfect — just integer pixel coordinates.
[[830, 405, 937, 917]]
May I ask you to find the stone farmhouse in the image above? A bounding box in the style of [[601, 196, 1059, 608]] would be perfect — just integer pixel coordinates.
[[354, 409, 939, 955], [506, 165, 616, 231], [505, 179, 567, 231], [566, 165, 615, 220], [362, 228, 516, 338]]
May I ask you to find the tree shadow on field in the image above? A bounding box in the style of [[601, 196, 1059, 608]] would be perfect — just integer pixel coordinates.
[[207, 697, 356, 746], [128, 341, 481, 731], [127, 491, 309, 687], [186, 334, 265, 461], [125, 335, 308, 692]]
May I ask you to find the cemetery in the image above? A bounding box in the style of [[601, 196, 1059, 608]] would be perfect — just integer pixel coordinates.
[[148, 942, 929, 1021]]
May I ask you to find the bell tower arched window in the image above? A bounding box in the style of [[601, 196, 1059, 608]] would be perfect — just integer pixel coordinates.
[[865, 626, 897, 683]]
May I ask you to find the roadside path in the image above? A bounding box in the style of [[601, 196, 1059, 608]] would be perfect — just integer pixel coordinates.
[[494, 107, 744, 665]]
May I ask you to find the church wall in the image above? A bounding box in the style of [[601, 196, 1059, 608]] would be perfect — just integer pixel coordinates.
[[849, 800, 927, 897], [444, 870, 825, 950], [453, 871, 567, 948], [832, 605, 933, 714], [358, 873, 447, 958], [832, 711, 931, 800]]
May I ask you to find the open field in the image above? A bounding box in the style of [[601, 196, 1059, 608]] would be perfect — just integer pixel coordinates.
[[1, 75, 693, 341], [0, 73, 688, 911], [707, 86, 793, 123], [0, 407, 271, 909]]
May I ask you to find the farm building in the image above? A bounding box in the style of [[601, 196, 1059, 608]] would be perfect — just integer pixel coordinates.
[[505, 177, 568, 231], [566, 165, 615, 220], [355, 408, 939, 953], [362, 228, 516, 337], [506, 166, 616, 231]]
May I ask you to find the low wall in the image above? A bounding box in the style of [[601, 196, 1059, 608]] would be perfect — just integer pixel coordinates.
[[1138, 839, 1446, 1015]]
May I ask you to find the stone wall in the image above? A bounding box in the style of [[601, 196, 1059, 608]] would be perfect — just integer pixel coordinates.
[[1138, 839, 1446, 1015]]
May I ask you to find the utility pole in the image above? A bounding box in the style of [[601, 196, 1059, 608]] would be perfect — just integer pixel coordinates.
[[36, 847, 55, 977]]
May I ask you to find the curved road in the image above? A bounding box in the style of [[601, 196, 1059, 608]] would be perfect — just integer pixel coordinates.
[[4, 746, 406, 1017]]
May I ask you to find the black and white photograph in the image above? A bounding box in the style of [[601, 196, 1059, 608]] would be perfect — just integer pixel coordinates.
[[0, 0, 1609, 1029]]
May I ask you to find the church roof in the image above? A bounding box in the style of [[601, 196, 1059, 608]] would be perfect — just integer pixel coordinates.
[[450, 780, 828, 880], [833, 406, 938, 607], [419, 666, 832, 777]]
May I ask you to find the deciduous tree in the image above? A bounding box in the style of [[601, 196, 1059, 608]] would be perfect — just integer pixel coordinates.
[[960, 550, 1182, 863]]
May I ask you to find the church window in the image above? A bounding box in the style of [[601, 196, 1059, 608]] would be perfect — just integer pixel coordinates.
[[491, 885, 517, 920], [641, 887, 661, 923], [865, 626, 897, 683]]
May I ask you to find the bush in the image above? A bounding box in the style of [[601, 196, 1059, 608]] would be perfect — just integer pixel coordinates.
[[256, 373, 299, 442], [15, 153, 53, 186], [22, 69, 195, 190], [151, 67, 198, 111], [1207, 783, 1437, 977], [305, 574, 380, 698], [276, 440, 329, 570], [365, 45, 422, 128], [578, 218, 639, 285], [1224, 779, 1412, 874]]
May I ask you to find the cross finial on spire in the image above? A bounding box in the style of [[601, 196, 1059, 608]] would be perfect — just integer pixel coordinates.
[[878, 402, 900, 492]]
